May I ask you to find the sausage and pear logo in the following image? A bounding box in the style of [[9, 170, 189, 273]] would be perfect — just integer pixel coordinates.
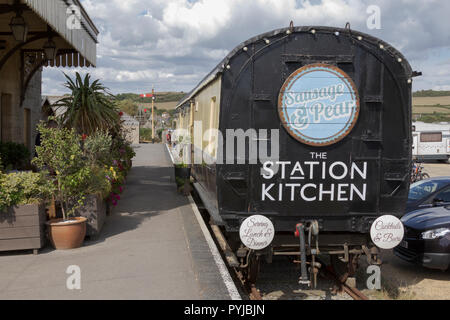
[[278, 63, 360, 146]]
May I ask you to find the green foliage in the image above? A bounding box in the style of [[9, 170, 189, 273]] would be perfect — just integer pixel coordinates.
[[32, 124, 91, 220], [140, 128, 153, 141], [157, 129, 164, 140], [413, 90, 450, 97], [124, 144, 136, 164], [0, 142, 30, 171], [175, 177, 187, 187], [83, 131, 113, 167], [115, 92, 185, 103], [55, 72, 120, 135], [416, 112, 450, 123], [116, 99, 139, 116], [0, 171, 54, 212]]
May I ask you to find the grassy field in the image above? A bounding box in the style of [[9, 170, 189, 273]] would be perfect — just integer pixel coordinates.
[[413, 96, 450, 106], [412, 95, 450, 122]]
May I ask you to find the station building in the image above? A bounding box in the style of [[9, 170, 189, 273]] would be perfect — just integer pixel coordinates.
[[0, 0, 98, 155]]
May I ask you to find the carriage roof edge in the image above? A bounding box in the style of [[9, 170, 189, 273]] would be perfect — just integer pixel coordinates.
[[175, 24, 414, 112]]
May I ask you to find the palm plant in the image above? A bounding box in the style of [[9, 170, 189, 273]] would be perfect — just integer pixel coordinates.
[[56, 72, 120, 135]]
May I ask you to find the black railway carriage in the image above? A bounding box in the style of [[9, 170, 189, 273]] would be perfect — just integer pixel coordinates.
[[175, 25, 415, 284]]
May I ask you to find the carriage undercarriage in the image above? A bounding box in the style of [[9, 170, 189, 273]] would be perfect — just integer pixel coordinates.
[[222, 227, 382, 287]]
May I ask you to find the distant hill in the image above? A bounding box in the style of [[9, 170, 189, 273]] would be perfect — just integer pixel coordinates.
[[413, 90, 450, 97], [138, 102, 178, 111], [115, 92, 185, 104]]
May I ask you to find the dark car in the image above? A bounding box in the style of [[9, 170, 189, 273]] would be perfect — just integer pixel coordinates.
[[394, 205, 450, 270], [406, 177, 450, 213], [394, 177, 450, 270]]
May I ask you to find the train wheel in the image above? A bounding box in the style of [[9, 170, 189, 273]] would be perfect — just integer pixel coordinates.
[[330, 254, 357, 283]]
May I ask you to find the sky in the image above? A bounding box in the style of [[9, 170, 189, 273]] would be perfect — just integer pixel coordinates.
[[42, 0, 450, 95]]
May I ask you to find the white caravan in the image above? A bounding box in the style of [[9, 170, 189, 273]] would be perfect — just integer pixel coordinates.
[[412, 122, 450, 162]]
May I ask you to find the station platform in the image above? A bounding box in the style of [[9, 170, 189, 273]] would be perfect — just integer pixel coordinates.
[[0, 144, 239, 300]]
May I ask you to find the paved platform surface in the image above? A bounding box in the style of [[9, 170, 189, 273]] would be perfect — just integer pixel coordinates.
[[0, 144, 234, 300]]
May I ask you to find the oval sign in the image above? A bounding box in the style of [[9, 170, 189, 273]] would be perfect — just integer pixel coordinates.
[[278, 63, 360, 146], [370, 215, 405, 249], [239, 215, 275, 250]]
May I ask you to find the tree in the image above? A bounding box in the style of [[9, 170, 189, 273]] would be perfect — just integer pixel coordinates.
[[55, 72, 120, 135], [116, 99, 138, 116]]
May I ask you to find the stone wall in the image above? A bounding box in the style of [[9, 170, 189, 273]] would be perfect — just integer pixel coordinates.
[[22, 69, 44, 156], [0, 46, 43, 158], [0, 45, 44, 157], [123, 124, 140, 145]]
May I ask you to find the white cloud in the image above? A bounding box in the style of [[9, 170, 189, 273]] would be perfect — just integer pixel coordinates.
[[42, 0, 450, 95]]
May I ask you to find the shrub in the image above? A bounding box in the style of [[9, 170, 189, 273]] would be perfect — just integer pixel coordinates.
[[0, 171, 54, 212], [83, 131, 113, 168], [140, 128, 152, 141], [0, 142, 30, 171]]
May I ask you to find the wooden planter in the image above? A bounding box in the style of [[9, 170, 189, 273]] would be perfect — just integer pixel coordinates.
[[75, 195, 106, 239], [0, 204, 46, 254]]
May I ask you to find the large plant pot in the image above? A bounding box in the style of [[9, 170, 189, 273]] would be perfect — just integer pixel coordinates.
[[75, 194, 106, 238], [174, 166, 191, 180], [46, 217, 87, 250], [0, 204, 46, 254]]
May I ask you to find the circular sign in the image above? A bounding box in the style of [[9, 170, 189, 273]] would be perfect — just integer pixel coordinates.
[[239, 215, 275, 250], [370, 215, 405, 249], [278, 63, 360, 146]]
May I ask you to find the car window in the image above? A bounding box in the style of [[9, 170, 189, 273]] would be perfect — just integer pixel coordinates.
[[434, 188, 450, 202], [408, 180, 450, 201]]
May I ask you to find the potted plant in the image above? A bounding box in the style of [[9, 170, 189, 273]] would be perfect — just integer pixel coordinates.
[[32, 124, 93, 250], [0, 169, 53, 253], [174, 162, 191, 180], [79, 131, 113, 237]]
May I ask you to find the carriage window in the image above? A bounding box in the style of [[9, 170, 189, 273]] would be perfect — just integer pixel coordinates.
[[434, 188, 450, 203], [420, 132, 442, 143], [409, 180, 449, 200]]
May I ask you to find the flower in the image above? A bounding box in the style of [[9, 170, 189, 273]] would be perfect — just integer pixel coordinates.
[[81, 134, 87, 141], [119, 112, 123, 117]]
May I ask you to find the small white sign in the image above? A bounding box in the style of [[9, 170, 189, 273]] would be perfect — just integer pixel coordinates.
[[239, 215, 275, 250], [370, 215, 404, 249]]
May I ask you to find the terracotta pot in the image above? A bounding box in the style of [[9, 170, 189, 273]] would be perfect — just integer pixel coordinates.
[[46, 217, 87, 250]]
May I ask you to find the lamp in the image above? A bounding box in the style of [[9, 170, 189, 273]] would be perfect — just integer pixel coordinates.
[[43, 38, 57, 61], [9, 11, 28, 42]]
